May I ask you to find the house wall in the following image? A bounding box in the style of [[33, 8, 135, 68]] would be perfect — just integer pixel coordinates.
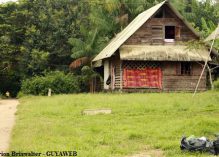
[[108, 59, 206, 91], [162, 62, 206, 91], [109, 52, 122, 90], [124, 5, 198, 45]]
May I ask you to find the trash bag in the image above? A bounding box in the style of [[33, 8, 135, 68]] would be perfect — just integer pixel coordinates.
[[180, 135, 216, 155], [214, 138, 219, 155]]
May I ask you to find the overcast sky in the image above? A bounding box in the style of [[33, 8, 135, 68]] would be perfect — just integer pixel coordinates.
[[0, 0, 17, 3]]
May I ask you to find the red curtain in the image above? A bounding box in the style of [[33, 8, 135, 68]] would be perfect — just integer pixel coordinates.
[[123, 68, 162, 89]]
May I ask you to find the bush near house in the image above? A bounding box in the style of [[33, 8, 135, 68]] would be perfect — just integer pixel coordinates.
[[21, 71, 80, 95], [214, 79, 219, 90]]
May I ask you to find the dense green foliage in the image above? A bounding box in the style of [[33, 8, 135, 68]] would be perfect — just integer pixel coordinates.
[[0, 0, 218, 96], [214, 79, 219, 90], [21, 71, 80, 95], [10, 92, 219, 156]]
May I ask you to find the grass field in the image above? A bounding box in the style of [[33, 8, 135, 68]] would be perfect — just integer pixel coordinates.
[[10, 92, 219, 157]]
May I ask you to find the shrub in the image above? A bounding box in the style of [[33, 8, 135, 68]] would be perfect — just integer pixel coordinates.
[[79, 66, 103, 92], [17, 91, 25, 98], [213, 79, 219, 90], [21, 71, 80, 95]]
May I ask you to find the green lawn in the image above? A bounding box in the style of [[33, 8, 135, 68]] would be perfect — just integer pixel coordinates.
[[10, 92, 219, 157]]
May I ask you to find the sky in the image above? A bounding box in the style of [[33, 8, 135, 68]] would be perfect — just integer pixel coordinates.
[[0, 0, 17, 3]]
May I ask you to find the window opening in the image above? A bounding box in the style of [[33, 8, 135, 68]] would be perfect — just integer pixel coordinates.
[[181, 62, 192, 75]]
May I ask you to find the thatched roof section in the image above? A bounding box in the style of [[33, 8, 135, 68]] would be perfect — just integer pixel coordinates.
[[120, 45, 211, 61], [69, 57, 90, 70], [92, 0, 200, 63]]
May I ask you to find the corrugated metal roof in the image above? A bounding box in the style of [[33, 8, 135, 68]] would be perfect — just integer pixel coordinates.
[[92, 0, 200, 63], [92, 0, 166, 62], [120, 45, 211, 61]]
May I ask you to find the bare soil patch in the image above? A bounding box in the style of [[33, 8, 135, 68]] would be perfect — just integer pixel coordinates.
[[82, 108, 112, 115], [0, 99, 19, 152]]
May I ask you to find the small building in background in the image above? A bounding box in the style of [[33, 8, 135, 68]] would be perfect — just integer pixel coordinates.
[[92, 0, 212, 92]]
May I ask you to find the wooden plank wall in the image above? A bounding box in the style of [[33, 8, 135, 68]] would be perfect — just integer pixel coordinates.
[[110, 61, 207, 91], [162, 62, 206, 91], [124, 18, 198, 45], [124, 5, 198, 45], [110, 53, 122, 89]]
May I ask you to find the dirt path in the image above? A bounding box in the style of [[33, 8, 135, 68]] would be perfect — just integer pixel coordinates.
[[0, 99, 19, 152]]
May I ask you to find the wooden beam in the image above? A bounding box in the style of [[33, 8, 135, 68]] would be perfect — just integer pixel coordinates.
[[120, 61, 123, 90], [104, 60, 110, 90]]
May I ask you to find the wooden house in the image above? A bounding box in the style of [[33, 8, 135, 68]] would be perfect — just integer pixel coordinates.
[[92, 0, 211, 92]]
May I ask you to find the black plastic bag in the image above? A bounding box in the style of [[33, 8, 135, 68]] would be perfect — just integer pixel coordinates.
[[180, 136, 216, 155], [214, 139, 219, 155], [180, 136, 207, 152]]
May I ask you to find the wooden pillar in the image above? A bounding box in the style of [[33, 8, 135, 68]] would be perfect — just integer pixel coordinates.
[[110, 62, 116, 90], [104, 60, 110, 90], [120, 61, 123, 90]]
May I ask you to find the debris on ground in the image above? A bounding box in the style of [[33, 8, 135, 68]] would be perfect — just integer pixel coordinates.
[[180, 135, 219, 155], [82, 109, 112, 115]]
